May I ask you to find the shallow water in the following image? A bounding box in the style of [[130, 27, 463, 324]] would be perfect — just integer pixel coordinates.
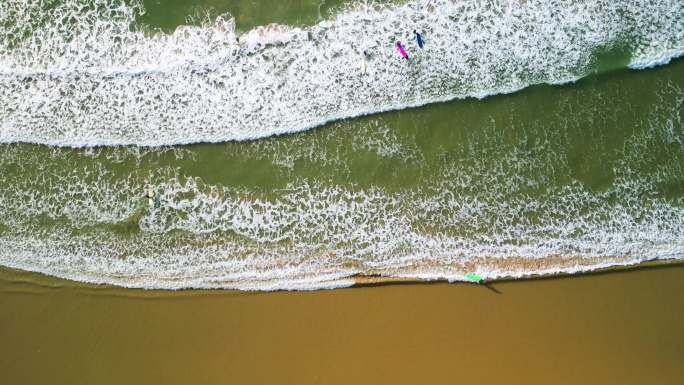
[[0, 0, 683, 290]]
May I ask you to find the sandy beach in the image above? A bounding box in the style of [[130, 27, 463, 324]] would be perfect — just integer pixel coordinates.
[[2, 264, 683, 385], [2, 1, 683, 384]]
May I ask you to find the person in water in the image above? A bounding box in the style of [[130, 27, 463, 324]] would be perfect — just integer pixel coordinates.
[[360, 50, 369, 74], [395, 42, 409, 61], [414, 30, 424, 49], [145, 184, 155, 207]]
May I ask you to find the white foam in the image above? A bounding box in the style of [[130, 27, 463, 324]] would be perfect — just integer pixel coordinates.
[[1, 0, 683, 147], [2, 87, 684, 290], [1, 1, 683, 290], [629, 48, 684, 70]]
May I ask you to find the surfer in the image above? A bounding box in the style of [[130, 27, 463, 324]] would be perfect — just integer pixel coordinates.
[[146, 185, 155, 207], [360, 50, 369, 74], [414, 30, 424, 49], [395, 42, 409, 61], [144, 182, 160, 209]]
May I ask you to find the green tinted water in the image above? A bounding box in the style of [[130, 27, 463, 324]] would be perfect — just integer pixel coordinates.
[[139, 0, 358, 32], [0, 0, 682, 289], [2, 61, 681, 234]]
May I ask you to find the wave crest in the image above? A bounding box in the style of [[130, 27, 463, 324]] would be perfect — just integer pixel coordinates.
[[1, 0, 683, 147]]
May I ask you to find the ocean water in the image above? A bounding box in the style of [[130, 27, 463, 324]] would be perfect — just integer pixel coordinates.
[[0, 0, 682, 290]]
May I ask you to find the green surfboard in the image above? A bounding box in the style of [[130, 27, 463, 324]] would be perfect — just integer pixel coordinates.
[[465, 273, 483, 282]]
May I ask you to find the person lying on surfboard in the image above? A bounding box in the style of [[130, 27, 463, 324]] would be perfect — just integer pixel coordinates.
[[396, 42, 409, 61], [414, 30, 424, 49]]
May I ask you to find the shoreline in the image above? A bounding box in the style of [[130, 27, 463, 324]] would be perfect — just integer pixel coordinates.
[[351, 258, 684, 288], [1, 257, 682, 293], [2, 261, 682, 385]]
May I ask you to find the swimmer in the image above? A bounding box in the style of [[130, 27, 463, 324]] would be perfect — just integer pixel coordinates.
[[395, 42, 409, 61], [414, 30, 424, 49], [146, 185, 154, 207]]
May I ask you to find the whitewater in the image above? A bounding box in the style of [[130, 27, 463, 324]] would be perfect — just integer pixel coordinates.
[[1, 0, 684, 291], [1, 0, 682, 147]]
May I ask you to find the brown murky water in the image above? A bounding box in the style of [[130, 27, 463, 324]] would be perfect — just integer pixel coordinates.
[[1, 265, 683, 385]]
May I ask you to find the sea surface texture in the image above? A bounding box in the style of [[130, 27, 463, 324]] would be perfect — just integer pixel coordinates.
[[0, 0, 683, 290]]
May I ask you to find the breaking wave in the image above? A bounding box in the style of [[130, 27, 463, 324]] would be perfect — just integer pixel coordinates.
[[1, 0, 683, 147], [0, 69, 682, 290]]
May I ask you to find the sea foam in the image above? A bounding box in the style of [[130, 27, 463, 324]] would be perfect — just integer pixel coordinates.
[[0, 77, 683, 290], [0, 0, 683, 291]]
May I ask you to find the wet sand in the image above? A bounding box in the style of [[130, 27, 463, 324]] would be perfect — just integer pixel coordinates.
[[1, 265, 683, 385]]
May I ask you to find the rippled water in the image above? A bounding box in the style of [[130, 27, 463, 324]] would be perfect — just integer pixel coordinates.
[[0, 0, 682, 289]]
